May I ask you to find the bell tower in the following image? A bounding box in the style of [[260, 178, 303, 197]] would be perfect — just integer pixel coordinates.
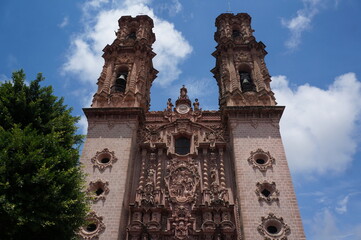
[[92, 15, 158, 110], [212, 13, 276, 107], [78, 15, 158, 240], [215, 13, 306, 240]]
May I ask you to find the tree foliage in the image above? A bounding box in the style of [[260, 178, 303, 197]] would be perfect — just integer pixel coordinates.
[[0, 70, 88, 240]]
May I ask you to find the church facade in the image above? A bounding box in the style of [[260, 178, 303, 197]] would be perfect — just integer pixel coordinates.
[[78, 13, 306, 240]]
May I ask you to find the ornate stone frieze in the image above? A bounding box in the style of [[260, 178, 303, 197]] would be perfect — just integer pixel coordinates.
[[137, 125, 162, 147], [204, 124, 227, 148]]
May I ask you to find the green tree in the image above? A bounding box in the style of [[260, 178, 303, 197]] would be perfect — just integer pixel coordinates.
[[0, 70, 88, 240]]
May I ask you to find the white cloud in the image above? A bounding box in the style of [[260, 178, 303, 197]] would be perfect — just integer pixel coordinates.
[[310, 208, 360, 239], [282, 2, 318, 49], [58, 16, 69, 28], [335, 195, 350, 214], [63, 39, 103, 84], [157, 0, 182, 16], [62, 0, 191, 91], [312, 209, 340, 240], [271, 73, 361, 174], [77, 115, 88, 135]]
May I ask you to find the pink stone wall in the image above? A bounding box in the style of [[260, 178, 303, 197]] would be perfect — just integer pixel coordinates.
[[229, 119, 306, 239], [80, 119, 139, 240]]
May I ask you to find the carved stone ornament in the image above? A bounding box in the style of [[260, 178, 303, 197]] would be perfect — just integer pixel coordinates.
[[255, 180, 280, 203], [78, 211, 106, 240], [138, 125, 162, 147], [91, 148, 118, 171], [257, 213, 291, 240], [165, 157, 200, 203], [248, 148, 275, 172], [139, 168, 156, 206], [87, 179, 110, 202], [204, 125, 226, 148]]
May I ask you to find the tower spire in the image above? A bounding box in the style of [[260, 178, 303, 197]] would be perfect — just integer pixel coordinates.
[[91, 15, 158, 111], [212, 13, 276, 107]]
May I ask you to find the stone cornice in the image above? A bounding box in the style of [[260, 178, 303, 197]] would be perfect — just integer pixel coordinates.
[[222, 106, 285, 121], [83, 107, 145, 122]]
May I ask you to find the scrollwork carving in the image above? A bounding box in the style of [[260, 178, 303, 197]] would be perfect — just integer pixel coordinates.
[[257, 213, 291, 240], [87, 179, 110, 202], [255, 180, 280, 203], [78, 211, 106, 240], [248, 148, 275, 172], [91, 148, 118, 171]]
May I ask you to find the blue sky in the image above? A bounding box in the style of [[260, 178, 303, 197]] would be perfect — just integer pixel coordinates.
[[1, 0, 361, 239]]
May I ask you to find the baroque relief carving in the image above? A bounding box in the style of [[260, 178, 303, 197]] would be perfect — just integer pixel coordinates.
[[91, 148, 118, 171], [204, 124, 227, 148], [87, 179, 110, 202], [248, 148, 275, 172], [139, 168, 156, 206], [165, 157, 200, 203], [257, 213, 291, 240], [78, 211, 106, 240], [127, 87, 236, 239], [255, 180, 280, 203]]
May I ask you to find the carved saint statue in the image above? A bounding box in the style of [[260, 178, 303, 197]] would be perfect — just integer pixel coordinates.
[[193, 98, 200, 111], [167, 98, 174, 111], [179, 85, 189, 100]]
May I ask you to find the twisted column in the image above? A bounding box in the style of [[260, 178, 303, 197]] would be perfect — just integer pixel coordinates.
[[202, 148, 209, 190], [137, 148, 147, 190], [218, 148, 226, 188]]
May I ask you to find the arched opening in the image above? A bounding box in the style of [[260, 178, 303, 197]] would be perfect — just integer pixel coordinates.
[[127, 31, 136, 40], [239, 71, 256, 92], [112, 72, 128, 93], [232, 29, 241, 38], [175, 137, 191, 155], [239, 64, 256, 92]]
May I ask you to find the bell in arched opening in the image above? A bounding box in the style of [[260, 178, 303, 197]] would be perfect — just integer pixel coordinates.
[[240, 71, 256, 92], [112, 73, 127, 93]]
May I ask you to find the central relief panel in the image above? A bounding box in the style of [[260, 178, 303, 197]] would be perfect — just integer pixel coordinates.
[[127, 88, 238, 240], [165, 156, 199, 203]]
